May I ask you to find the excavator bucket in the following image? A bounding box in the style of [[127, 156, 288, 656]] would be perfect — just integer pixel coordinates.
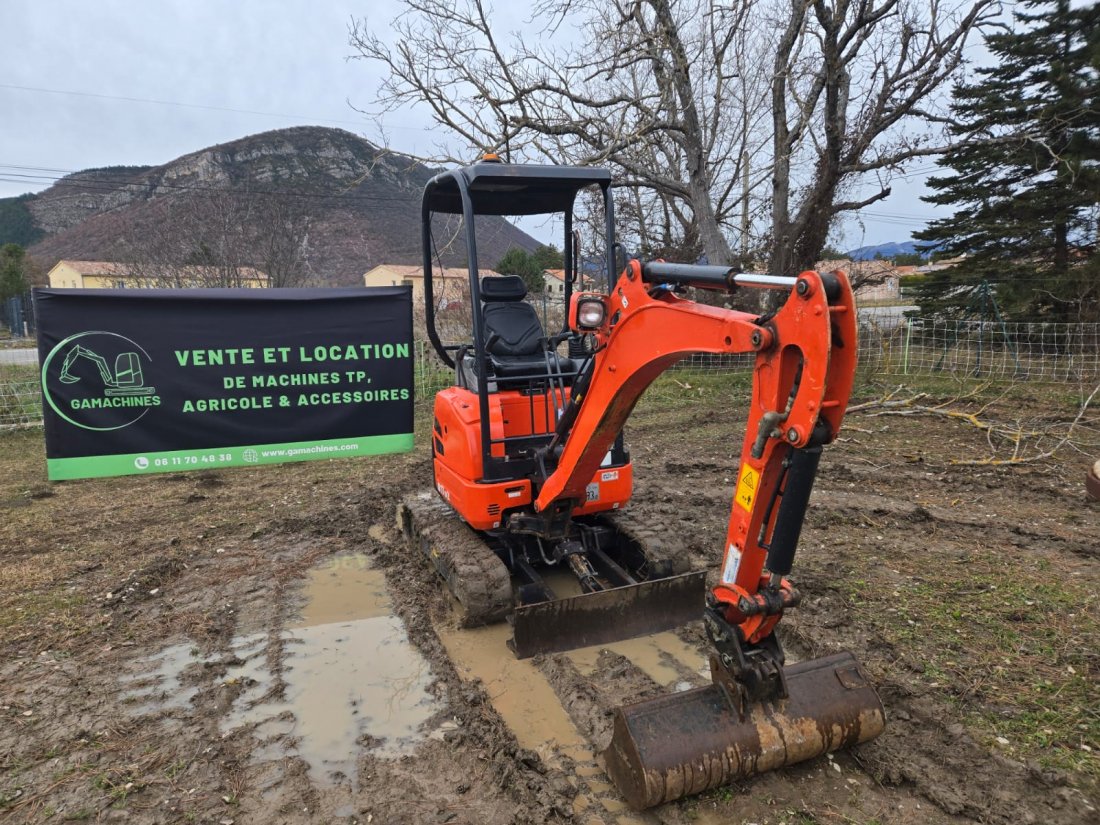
[[604, 651, 886, 809], [509, 571, 706, 659]]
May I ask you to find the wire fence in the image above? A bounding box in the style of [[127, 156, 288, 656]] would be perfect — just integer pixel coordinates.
[[856, 317, 1100, 384], [0, 361, 40, 429], [4, 316, 1099, 430], [415, 314, 1100, 399]]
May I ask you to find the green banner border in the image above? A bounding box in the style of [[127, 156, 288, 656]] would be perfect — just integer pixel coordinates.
[[46, 433, 414, 481]]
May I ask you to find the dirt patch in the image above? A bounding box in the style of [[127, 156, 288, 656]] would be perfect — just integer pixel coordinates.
[[1, 379, 1097, 823]]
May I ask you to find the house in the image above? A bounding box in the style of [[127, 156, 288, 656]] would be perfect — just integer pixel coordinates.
[[47, 260, 269, 289], [542, 268, 594, 296], [916, 254, 967, 274], [815, 258, 901, 303], [363, 264, 499, 307]]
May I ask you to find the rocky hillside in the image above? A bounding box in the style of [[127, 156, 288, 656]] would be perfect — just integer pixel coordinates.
[[6, 127, 538, 286]]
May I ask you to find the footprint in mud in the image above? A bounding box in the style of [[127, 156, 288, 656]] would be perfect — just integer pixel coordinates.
[[367, 523, 391, 544]]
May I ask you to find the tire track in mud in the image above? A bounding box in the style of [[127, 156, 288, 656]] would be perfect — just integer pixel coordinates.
[[114, 450, 1092, 824], [216, 475, 584, 824]]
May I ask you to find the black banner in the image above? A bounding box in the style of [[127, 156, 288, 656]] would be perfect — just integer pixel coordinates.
[[34, 287, 414, 479]]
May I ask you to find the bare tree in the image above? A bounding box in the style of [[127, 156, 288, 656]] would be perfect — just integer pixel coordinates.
[[115, 185, 313, 287], [244, 190, 314, 287], [351, 0, 995, 275]]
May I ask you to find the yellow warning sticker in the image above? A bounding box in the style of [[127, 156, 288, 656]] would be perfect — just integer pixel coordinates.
[[735, 463, 760, 512]]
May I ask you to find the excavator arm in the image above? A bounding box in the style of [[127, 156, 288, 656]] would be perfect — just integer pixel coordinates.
[[527, 260, 881, 809], [533, 259, 856, 651], [59, 345, 117, 386]]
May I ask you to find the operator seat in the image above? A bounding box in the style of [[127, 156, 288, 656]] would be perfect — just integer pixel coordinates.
[[460, 275, 574, 390]]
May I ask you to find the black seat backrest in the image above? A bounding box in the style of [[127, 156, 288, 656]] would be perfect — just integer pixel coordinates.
[[481, 276, 545, 357]]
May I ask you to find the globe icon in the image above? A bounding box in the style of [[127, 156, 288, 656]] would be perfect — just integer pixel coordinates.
[[243, 449, 259, 463]]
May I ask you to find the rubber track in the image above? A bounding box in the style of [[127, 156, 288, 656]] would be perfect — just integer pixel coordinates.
[[599, 510, 694, 576], [398, 493, 513, 627]]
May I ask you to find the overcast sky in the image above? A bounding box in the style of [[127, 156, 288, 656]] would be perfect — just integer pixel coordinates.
[[1, 0, 955, 251]]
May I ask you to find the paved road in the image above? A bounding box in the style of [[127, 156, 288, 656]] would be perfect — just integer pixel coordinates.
[[0, 348, 37, 365]]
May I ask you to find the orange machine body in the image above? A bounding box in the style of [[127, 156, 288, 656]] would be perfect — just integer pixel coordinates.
[[432, 385, 633, 530]]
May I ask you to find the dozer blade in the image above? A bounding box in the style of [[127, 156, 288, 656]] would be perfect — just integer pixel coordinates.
[[509, 571, 706, 659], [604, 651, 886, 809]]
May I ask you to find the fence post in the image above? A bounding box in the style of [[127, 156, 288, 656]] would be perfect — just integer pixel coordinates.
[[902, 318, 912, 375]]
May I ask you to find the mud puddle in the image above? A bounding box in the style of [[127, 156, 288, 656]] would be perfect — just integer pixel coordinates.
[[124, 554, 443, 789], [118, 642, 202, 714], [437, 616, 690, 824], [434, 565, 722, 823], [224, 554, 442, 786], [567, 632, 706, 691]]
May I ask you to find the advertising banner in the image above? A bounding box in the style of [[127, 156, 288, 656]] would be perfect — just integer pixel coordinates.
[[34, 287, 414, 480]]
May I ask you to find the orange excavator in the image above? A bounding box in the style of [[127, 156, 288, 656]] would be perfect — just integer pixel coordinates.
[[399, 157, 884, 809]]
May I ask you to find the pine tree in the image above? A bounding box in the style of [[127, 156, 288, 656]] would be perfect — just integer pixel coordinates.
[[914, 0, 1100, 321]]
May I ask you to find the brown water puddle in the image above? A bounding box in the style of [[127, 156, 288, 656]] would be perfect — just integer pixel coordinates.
[[118, 642, 201, 714], [435, 562, 717, 823], [567, 631, 705, 690], [438, 617, 662, 824], [220, 554, 442, 787], [123, 554, 442, 790], [437, 622, 585, 756]]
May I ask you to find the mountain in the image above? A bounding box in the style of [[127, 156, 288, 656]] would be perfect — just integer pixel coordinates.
[[846, 240, 933, 261], [3, 127, 539, 286]]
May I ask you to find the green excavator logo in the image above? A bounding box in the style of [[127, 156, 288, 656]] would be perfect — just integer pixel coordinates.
[[59, 345, 157, 397], [42, 331, 159, 432]]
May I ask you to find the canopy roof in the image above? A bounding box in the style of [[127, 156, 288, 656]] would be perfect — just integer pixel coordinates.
[[423, 161, 611, 216]]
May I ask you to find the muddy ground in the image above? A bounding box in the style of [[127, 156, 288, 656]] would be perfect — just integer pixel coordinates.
[[1, 376, 1097, 824]]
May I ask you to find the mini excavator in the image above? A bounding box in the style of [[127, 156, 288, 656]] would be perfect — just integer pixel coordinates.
[[399, 157, 885, 809], [59, 346, 155, 397]]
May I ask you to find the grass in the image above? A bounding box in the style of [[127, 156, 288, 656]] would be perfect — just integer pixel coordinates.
[[639, 368, 753, 408], [0, 362, 40, 426], [844, 535, 1099, 776], [1, 351, 1096, 802]]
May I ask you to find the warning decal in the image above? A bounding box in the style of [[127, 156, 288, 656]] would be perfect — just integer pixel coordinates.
[[735, 463, 760, 512]]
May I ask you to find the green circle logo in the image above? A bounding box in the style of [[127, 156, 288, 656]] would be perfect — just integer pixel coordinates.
[[42, 331, 158, 431]]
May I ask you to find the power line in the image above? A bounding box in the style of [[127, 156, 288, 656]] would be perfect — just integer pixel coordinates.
[[0, 82, 425, 132], [0, 166, 422, 204]]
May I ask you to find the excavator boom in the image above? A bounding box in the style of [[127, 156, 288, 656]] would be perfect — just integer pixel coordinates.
[[59, 345, 116, 386]]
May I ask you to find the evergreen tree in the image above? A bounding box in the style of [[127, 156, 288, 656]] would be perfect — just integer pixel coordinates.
[[0, 244, 30, 302], [0, 195, 44, 247], [530, 244, 563, 273], [914, 0, 1100, 321], [495, 247, 548, 292], [892, 252, 927, 266]]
